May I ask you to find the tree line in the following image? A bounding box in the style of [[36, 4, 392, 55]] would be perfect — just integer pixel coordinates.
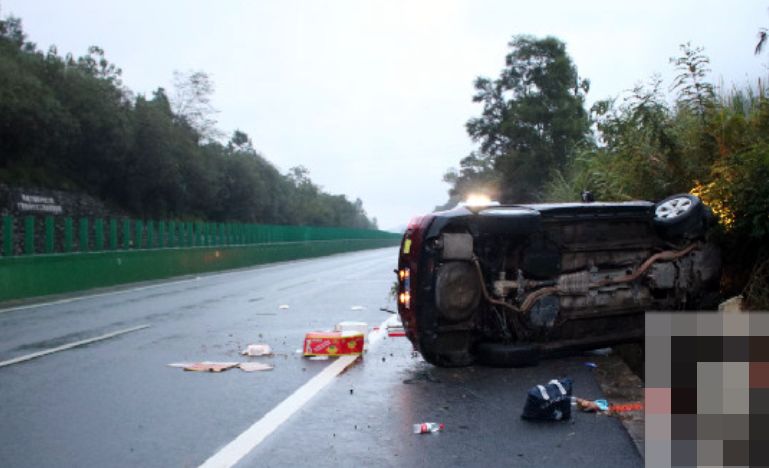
[[0, 14, 377, 230], [445, 30, 769, 307]]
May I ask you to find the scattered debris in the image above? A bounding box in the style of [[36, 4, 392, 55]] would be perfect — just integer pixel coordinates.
[[168, 361, 273, 372], [521, 378, 573, 421], [609, 402, 644, 413], [171, 362, 240, 372], [241, 344, 273, 356], [596, 399, 609, 411], [335, 321, 368, 334], [387, 318, 406, 337], [238, 362, 274, 372], [335, 321, 369, 349], [379, 307, 397, 314], [303, 331, 364, 356], [278, 304, 290, 310], [413, 422, 444, 434], [573, 396, 645, 414], [574, 397, 618, 413]]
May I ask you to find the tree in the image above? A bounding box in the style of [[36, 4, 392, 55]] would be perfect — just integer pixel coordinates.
[[454, 35, 590, 203], [227, 129, 256, 155], [670, 42, 714, 116], [0, 9, 380, 230], [171, 70, 222, 142]]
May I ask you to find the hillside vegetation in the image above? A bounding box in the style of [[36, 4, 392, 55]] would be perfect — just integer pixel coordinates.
[[445, 35, 769, 308], [0, 15, 376, 229]]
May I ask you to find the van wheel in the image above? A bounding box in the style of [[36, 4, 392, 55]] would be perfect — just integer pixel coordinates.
[[419, 331, 476, 367], [653, 194, 706, 239]]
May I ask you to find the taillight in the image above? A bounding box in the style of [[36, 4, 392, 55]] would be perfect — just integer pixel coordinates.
[[398, 268, 411, 308], [398, 215, 433, 312]]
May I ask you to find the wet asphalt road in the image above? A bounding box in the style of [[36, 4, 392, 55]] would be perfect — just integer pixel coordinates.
[[0, 248, 643, 467]]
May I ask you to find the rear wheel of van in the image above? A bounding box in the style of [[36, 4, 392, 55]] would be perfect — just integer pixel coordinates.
[[653, 193, 706, 239]]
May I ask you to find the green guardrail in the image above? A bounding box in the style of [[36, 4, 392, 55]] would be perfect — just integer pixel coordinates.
[[0, 214, 401, 303], [0, 215, 399, 257], [0, 239, 400, 303]]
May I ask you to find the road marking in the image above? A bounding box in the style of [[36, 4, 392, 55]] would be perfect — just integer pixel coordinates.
[[0, 324, 150, 368], [198, 316, 398, 468]]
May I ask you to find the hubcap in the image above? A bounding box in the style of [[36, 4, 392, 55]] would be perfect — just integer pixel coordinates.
[[655, 197, 693, 220]]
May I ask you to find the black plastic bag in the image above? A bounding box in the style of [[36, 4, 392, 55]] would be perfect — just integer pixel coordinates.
[[521, 378, 572, 421]]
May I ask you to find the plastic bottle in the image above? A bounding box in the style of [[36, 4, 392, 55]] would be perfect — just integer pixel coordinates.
[[413, 422, 445, 434]]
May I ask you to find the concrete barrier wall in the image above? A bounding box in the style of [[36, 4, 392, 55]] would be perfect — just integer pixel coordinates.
[[0, 238, 399, 303]]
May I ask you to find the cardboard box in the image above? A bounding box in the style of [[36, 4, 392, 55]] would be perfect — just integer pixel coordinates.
[[303, 331, 364, 356], [334, 321, 369, 349]]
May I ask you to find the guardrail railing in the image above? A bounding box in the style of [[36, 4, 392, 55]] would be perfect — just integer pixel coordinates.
[[0, 215, 399, 257]]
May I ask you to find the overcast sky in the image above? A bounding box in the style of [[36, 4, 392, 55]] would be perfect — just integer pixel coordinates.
[[3, 0, 767, 230]]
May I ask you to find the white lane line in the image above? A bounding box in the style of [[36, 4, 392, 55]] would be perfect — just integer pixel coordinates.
[[199, 315, 399, 468], [0, 324, 151, 368]]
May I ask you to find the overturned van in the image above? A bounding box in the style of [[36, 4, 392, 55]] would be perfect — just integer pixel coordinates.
[[396, 194, 721, 367]]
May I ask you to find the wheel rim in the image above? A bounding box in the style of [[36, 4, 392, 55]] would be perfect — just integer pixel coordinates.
[[655, 197, 693, 220]]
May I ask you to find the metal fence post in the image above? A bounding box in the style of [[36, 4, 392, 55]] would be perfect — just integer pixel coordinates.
[[184, 222, 192, 247], [123, 219, 131, 249], [94, 218, 104, 251], [45, 216, 54, 253], [64, 217, 73, 253], [136, 220, 145, 249], [79, 217, 89, 253], [109, 219, 118, 250], [2, 216, 12, 257], [168, 221, 176, 248], [147, 220, 155, 248], [159, 221, 166, 248], [24, 216, 35, 255]]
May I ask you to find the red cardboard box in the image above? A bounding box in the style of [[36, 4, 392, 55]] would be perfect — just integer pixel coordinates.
[[303, 331, 364, 356]]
